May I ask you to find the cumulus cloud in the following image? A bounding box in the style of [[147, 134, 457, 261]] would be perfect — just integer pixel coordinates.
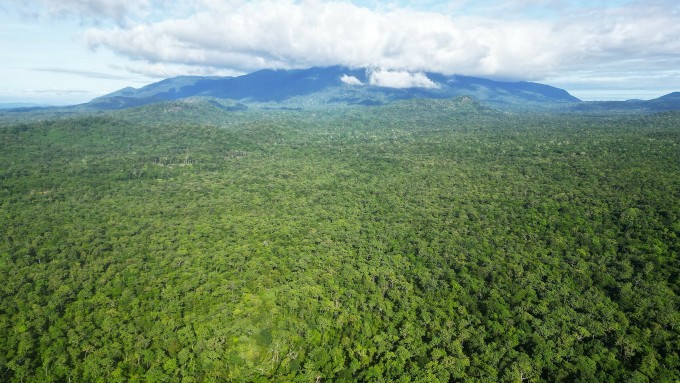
[[340, 74, 363, 86], [78, 0, 680, 84], [368, 69, 439, 89], [82, 1, 502, 74]]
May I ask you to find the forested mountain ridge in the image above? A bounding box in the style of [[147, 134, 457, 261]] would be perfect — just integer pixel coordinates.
[[1, 103, 679, 382], [86, 66, 581, 111]]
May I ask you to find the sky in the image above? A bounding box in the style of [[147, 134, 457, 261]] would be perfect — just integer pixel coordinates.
[[1, 0, 680, 104]]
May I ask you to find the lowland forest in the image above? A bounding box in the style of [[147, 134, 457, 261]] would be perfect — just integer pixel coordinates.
[[0, 69, 679, 382]]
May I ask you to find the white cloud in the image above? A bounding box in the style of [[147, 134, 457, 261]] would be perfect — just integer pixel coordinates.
[[368, 69, 439, 88], [340, 74, 363, 86], [83, 1, 492, 74], [80, 0, 680, 83]]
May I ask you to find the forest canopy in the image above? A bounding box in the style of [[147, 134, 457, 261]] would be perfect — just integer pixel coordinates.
[[0, 102, 679, 382]]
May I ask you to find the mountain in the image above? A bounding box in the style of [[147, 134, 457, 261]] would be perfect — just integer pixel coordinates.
[[87, 66, 580, 111]]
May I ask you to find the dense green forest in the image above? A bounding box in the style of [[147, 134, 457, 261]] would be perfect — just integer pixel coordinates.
[[1, 100, 679, 382]]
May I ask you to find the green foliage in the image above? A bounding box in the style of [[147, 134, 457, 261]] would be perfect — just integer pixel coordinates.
[[0, 105, 679, 382]]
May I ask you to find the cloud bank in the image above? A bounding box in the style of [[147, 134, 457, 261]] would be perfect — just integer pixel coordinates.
[[79, 0, 680, 82]]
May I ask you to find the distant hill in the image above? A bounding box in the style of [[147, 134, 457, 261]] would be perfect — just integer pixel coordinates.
[[87, 66, 581, 111], [572, 92, 680, 113], [0, 102, 49, 109]]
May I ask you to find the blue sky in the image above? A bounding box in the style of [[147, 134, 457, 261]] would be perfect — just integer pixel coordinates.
[[1, 0, 679, 104]]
